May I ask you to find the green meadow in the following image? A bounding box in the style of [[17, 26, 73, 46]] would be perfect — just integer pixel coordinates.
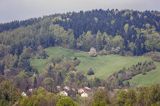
[[31, 47, 160, 86]]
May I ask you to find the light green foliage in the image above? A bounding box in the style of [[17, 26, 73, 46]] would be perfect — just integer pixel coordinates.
[[111, 20, 115, 25], [18, 87, 57, 106], [3, 54, 18, 69], [42, 77, 54, 92], [111, 35, 124, 48], [116, 90, 127, 106], [77, 31, 95, 51], [116, 89, 136, 106], [56, 96, 77, 106], [49, 25, 75, 48], [16, 70, 28, 78], [14, 71, 30, 91], [96, 31, 104, 51], [145, 33, 160, 51], [116, 85, 160, 106], [124, 23, 129, 33], [129, 42, 136, 52], [0, 80, 20, 106], [92, 89, 110, 106]]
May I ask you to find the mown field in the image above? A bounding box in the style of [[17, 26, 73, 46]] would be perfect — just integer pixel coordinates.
[[31, 47, 160, 86]]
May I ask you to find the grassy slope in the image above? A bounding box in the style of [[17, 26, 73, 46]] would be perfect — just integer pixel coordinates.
[[76, 54, 150, 79], [31, 47, 153, 80], [129, 62, 160, 86]]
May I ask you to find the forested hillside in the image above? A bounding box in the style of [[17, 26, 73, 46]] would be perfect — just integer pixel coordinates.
[[0, 9, 160, 106], [0, 9, 160, 56]]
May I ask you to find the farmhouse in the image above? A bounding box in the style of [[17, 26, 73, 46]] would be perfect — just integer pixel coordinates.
[[81, 92, 88, 98], [59, 91, 68, 96], [78, 88, 85, 94], [21, 92, 27, 97], [64, 86, 70, 91]]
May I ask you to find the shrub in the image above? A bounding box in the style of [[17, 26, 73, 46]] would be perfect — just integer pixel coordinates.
[[87, 68, 95, 75], [56, 96, 77, 106]]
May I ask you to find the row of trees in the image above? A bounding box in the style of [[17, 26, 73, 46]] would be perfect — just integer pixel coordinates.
[[106, 61, 156, 89], [0, 18, 40, 32]]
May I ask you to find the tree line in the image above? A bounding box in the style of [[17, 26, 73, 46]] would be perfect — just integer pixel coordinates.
[[0, 9, 160, 56]]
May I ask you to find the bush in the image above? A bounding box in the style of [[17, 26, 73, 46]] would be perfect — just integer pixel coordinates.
[[18, 87, 57, 106], [92, 89, 110, 106], [152, 55, 160, 62], [87, 68, 94, 75], [0, 80, 20, 106], [56, 96, 77, 106]]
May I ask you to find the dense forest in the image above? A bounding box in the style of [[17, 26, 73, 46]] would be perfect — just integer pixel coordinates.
[[0, 9, 160, 56], [0, 9, 160, 106]]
